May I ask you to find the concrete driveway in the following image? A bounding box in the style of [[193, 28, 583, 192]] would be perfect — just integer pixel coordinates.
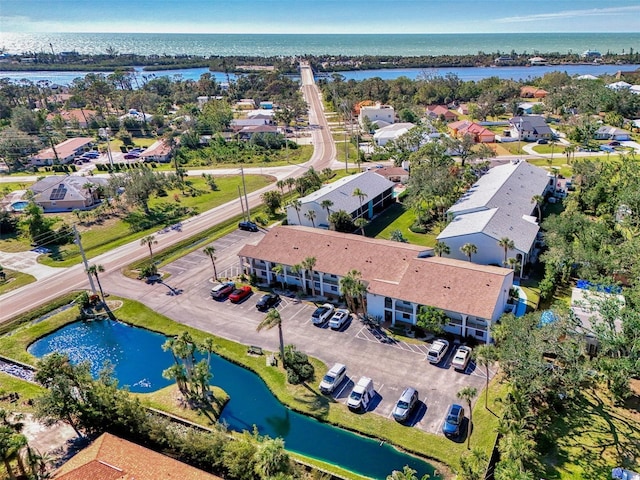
[[105, 228, 495, 437]]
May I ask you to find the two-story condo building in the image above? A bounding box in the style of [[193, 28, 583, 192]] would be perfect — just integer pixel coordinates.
[[239, 226, 514, 343]]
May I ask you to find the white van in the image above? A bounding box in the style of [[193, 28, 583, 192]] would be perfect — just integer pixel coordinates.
[[319, 363, 347, 394], [347, 376, 375, 412]]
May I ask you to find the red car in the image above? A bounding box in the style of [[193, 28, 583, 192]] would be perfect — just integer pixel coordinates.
[[229, 285, 252, 303]]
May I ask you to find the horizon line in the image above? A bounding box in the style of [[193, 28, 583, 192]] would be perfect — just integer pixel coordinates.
[[4, 31, 638, 35]]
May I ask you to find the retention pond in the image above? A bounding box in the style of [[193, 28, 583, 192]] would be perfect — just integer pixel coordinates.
[[28, 319, 439, 479]]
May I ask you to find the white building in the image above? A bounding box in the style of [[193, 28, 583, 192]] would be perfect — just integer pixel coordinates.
[[286, 171, 395, 229], [359, 103, 395, 128], [239, 226, 514, 343], [437, 160, 553, 274], [373, 123, 415, 146]]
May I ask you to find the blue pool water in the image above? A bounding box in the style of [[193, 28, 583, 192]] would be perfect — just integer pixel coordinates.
[[28, 320, 439, 479], [10, 201, 29, 211]]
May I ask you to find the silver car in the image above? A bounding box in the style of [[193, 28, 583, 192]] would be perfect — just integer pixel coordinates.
[[392, 387, 419, 422]]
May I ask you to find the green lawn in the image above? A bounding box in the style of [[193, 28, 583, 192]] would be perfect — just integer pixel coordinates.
[[0, 295, 504, 476], [29, 174, 272, 267], [366, 203, 438, 247], [0, 268, 36, 294]]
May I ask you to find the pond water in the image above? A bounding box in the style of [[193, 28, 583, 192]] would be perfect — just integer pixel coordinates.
[[28, 320, 439, 479]]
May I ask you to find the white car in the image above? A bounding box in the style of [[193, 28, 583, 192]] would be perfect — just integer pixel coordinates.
[[328, 309, 350, 330], [451, 345, 472, 371], [427, 339, 449, 364], [311, 303, 334, 325], [319, 363, 347, 394]]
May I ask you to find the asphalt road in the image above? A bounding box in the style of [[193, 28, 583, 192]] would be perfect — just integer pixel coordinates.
[[102, 228, 494, 436], [0, 62, 337, 323]]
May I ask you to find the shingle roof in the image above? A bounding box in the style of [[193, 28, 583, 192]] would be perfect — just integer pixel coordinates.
[[31, 137, 93, 160], [510, 116, 553, 135], [30, 176, 108, 202], [297, 171, 395, 213], [447, 161, 549, 216], [239, 226, 511, 319], [52, 433, 220, 480]]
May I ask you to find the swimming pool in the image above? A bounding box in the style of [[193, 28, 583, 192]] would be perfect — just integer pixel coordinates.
[[10, 201, 29, 211]]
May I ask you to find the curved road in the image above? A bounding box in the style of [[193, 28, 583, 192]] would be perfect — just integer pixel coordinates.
[[0, 62, 336, 323]]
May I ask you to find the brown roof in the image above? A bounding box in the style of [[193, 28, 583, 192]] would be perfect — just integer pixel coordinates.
[[139, 140, 172, 158], [32, 137, 93, 160], [239, 226, 511, 318], [52, 433, 221, 480], [47, 109, 98, 125]]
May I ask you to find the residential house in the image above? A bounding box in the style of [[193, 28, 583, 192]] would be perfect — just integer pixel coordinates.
[[630, 85, 640, 95], [607, 81, 632, 91], [528, 56, 548, 66], [373, 122, 416, 146], [139, 140, 173, 163], [259, 101, 274, 109], [448, 120, 495, 143], [46, 109, 98, 129], [286, 170, 395, 228], [29, 176, 108, 213], [51, 432, 220, 480], [359, 103, 395, 127], [119, 108, 152, 124], [517, 102, 536, 115], [581, 50, 602, 59], [457, 104, 470, 115], [374, 166, 410, 183], [437, 160, 553, 275], [509, 116, 553, 141], [520, 86, 548, 98], [239, 226, 513, 343], [29, 137, 93, 166], [235, 99, 256, 110], [247, 109, 276, 120], [594, 126, 631, 141], [237, 124, 279, 140], [426, 105, 459, 122], [494, 55, 515, 65]]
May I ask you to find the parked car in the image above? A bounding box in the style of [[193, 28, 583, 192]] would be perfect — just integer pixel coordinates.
[[347, 376, 375, 412], [319, 363, 347, 394], [537, 138, 548, 144], [211, 282, 235, 299], [256, 293, 280, 311], [451, 346, 472, 372], [392, 387, 419, 423], [229, 285, 252, 303], [328, 308, 350, 330], [609, 141, 621, 146], [84, 151, 100, 158], [427, 339, 450, 364], [238, 221, 259, 232], [312, 303, 335, 325], [124, 153, 140, 159], [442, 404, 465, 438]]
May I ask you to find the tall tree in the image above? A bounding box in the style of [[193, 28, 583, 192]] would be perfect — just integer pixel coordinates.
[[531, 195, 544, 222], [457, 386, 478, 449], [289, 200, 302, 225], [474, 344, 498, 409], [86, 264, 105, 301], [140, 234, 158, 260], [304, 209, 317, 228], [257, 309, 285, 365], [352, 188, 368, 220], [433, 241, 450, 257], [301, 256, 317, 297], [461, 243, 478, 262], [320, 199, 334, 219], [203, 245, 218, 281], [497, 237, 515, 266]]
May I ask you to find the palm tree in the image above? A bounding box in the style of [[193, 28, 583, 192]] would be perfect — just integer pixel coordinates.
[[86, 264, 105, 301], [304, 209, 317, 228], [289, 200, 302, 225], [285, 177, 295, 194], [340, 269, 363, 314], [474, 345, 498, 409], [290, 264, 304, 293], [352, 187, 368, 220], [257, 309, 285, 365], [301, 256, 317, 297], [433, 241, 450, 257], [507, 257, 521, 276], [0, 410, 28, 480], [271, 263, 285, 289], [276, 180, 286, 194], [203, 245, 218, 281], [497, 237, 515, 266], [320, 199, 334, 220], [457, 386, 478, 449], [460, 243, 477, 262], [140, 234, 158, 259], [354, 217, 368, 236], [255, 437, 291, 478], [531, 195, 544, 222]]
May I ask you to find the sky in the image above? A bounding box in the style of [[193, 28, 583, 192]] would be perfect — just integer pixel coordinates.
[[1, 0, 640, 34]]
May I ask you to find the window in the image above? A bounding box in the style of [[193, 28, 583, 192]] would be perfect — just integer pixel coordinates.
[[384, 297, 393, 309], [330, 285, 337, 292]]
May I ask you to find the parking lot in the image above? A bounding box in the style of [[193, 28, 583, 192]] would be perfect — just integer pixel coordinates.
[[139, 228, 495, 437]]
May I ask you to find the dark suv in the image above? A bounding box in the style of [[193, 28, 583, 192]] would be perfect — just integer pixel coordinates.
[[238, 221, 259, 232], [442, 404, 465, 437]]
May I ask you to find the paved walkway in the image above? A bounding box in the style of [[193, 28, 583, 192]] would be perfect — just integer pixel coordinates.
[[0, 250, 62, 280]]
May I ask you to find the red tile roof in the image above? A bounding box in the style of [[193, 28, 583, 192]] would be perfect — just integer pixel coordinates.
[[52, 433, 221, 480]]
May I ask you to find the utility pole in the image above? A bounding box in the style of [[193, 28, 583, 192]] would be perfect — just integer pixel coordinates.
[[73, 225, 96, 294], [237, 185, 246, 220], [99, 128, 114, 168], [240, 167, 250, 220]]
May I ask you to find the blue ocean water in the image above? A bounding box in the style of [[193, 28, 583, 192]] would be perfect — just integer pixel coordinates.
[[1, 32, 639, 57]]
